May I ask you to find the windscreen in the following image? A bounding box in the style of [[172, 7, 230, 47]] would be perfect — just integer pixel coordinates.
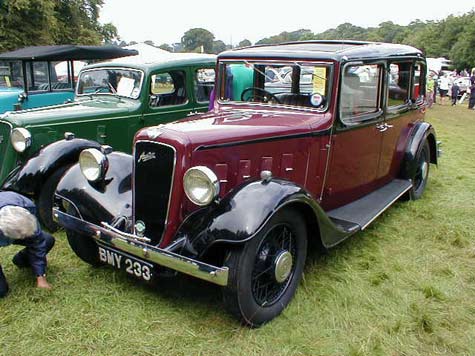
[[219, 61, 331, 109], [77, 68, 143, 99]]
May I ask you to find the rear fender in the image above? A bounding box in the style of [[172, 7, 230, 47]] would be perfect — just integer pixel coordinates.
[[400, 122, 437, 180], [2, 138, 102, 197]]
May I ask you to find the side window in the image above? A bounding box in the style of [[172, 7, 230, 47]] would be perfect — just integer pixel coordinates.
[[194, 68, 215, 103], [340, 64, 382, 124], [388, 62, 411, 107], [412, 62, 425, 100], [50, 61, 74, 90], [27, 61, 49, 91], [150, 70, 187, 107]]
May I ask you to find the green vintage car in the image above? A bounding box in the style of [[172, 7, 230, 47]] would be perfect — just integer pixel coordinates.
[[0, 54, 216, 230]]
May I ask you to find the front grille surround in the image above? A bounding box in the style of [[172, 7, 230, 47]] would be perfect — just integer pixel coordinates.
[[133, 140, 177, 245]]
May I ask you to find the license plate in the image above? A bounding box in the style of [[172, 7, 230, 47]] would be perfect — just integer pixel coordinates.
[[98, 245, 153, 282]]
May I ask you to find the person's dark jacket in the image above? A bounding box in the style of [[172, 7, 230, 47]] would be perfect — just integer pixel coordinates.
[[0, 191, 50, 275]]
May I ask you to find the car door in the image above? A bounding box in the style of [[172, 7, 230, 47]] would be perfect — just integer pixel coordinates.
[[191, 66, 216, 112], [377, 60, 426, 183], [142, 68, 195, 128], [322, 62, 385, 210]]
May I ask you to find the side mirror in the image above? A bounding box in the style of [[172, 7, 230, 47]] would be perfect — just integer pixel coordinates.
[[17, 92, 28, 103]]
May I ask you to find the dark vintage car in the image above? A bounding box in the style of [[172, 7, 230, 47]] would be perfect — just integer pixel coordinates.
[[0, 45, 138, 114], [0, 54, 216, 230], [54, 41, 440, 327]]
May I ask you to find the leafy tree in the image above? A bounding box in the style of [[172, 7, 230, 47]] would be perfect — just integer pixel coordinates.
[[256, 29, 313, 45], [212, 40, 227, 54], [0, 0, 118, 51], [181, 28, 215, 53], [238, 39, 252, 47]]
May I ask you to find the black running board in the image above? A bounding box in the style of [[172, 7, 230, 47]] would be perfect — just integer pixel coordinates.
[[327, 179, 412, 232]]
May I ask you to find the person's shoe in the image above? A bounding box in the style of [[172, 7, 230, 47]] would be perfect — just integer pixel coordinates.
[[0, 266, 9, 298], [12, 251, 30, 269]]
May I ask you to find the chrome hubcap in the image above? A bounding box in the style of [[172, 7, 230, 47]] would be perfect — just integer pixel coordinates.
[[274, 250, 293, 283]]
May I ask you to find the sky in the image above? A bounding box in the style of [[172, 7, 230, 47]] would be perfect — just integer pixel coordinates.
[[100, 0, 474, 46]]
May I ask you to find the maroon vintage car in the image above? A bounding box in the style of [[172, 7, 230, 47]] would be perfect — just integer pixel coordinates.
[[54, 41, 439, 327]]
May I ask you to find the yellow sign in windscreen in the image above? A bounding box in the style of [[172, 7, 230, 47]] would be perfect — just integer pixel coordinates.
[[312, 67, 327, 95]]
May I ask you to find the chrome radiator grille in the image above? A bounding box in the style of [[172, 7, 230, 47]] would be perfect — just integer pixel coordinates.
[[133, 141, 176, 245]]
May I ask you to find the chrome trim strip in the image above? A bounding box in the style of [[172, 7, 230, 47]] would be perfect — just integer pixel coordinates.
[[53, 208, 229, 286], [133, 140, 177, 244]]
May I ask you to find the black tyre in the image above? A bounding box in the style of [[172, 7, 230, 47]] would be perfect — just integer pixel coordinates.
[[38, 165, 72, 232], [223, 208, 307, 327], [408, 140, 430, 200], [66, 208, 103, 267]]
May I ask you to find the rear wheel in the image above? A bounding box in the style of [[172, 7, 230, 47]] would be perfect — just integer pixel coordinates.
[[38, 165, 72, 232], [222, 208, 307, 327], [408, 140, 430, 200]]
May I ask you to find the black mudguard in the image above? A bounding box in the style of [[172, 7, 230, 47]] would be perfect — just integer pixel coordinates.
[[55, 152, 133, 226], [2, 138, 102, 197], [177, 179, 350, 257], [400, 122, 437, 180]]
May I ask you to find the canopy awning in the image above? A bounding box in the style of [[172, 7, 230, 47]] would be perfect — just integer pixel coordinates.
[[0, 45, 138, 61]]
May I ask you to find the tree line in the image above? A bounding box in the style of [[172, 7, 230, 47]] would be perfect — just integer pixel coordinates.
[[1, 2, 473, 70], [153, 11, 474, 70]]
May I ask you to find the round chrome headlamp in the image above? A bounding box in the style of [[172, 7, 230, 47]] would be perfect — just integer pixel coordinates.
[[79, 148, 108, 182], [11, 128, 32, 152], [183, 166, 220, 206]]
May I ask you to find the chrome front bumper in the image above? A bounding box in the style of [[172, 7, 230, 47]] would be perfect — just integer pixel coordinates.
[[53, 208, 229, 286]]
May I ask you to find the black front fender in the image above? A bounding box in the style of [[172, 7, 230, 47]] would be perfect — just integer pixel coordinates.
[[55, 152, 133, 225], [177, 179, 349, 257], [2, 138, 102, 197]]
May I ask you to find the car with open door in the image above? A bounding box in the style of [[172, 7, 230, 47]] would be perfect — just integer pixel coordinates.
[[0, 54, 216, 230], [0, 44, 138, 114], [53, 41, 439, 327]]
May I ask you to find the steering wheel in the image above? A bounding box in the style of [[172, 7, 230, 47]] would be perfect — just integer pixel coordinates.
[[241, 87, 281, 104]]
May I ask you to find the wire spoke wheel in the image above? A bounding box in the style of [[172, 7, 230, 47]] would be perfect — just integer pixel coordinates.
[[251, 224, 296, 306], [223, 208, 307, 327]]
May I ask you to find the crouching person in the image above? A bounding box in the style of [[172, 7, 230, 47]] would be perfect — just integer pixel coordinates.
[[0, 191, 55, 298]]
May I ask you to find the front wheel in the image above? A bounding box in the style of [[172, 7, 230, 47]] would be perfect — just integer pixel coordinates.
[[65, 207, 103, 267], [222, 208, 307, 327]]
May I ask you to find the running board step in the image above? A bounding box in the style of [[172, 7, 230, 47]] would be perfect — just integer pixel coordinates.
[[327, 179, 412, 231]]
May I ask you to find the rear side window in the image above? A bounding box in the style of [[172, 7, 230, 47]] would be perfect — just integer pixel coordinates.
[[27, 61, 49, 91], [412, 62, 426, 100], [150, 70, 187, 107], [388, 62, 411, 107], [340, 64, 382, 124], [194, 68, 215, 103]]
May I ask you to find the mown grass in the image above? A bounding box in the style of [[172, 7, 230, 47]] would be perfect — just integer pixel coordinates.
[[1, 104, 475, 356]]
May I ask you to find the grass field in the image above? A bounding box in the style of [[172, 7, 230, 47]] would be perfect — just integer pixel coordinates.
[[1, 104, 475, 356]]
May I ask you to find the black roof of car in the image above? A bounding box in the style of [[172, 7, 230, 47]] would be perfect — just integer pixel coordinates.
[[219, 40, 424, 61], [0, 45, 138, 61]]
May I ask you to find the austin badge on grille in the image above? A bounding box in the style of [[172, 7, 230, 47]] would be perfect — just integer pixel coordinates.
[[138, 151, 156, 163]]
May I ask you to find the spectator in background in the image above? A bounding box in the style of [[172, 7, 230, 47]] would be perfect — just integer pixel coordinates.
[[0, 191, 55, 298], [426, 75, 435, 108], [468, 70, 475, 110], [451, 81, 460, 106], [439, 74, 450, 105]]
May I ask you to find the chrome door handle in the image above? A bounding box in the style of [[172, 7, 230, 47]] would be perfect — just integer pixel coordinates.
[[376, 123, 388, 132], [187, 111, 199, 117]]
